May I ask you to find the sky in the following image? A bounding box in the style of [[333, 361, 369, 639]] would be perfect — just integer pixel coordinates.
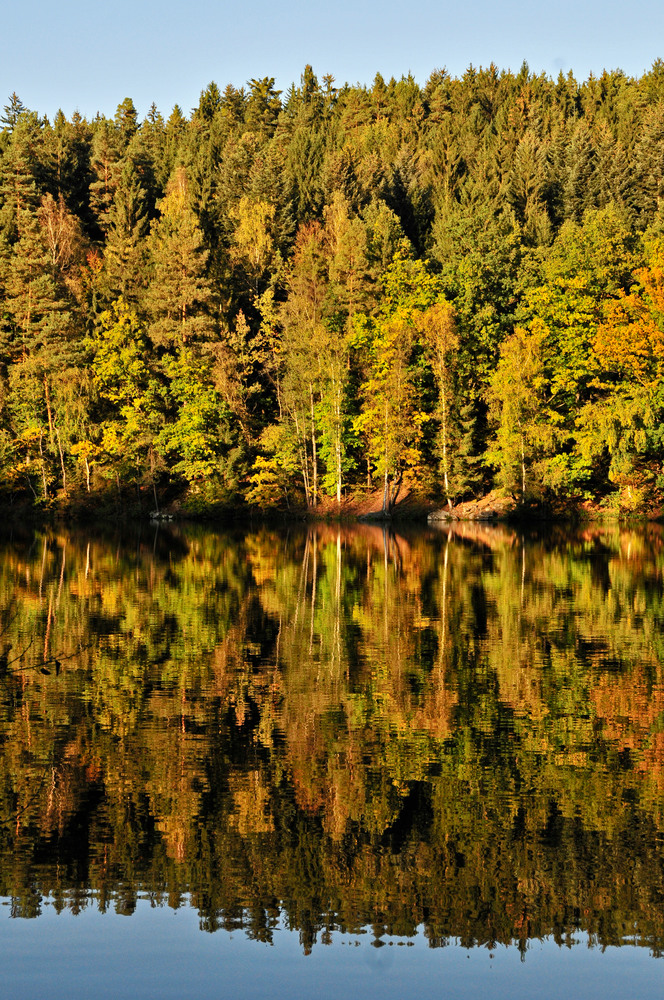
[[2, 0, 664, 122]]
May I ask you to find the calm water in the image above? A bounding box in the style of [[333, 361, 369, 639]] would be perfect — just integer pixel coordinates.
[[0, 519, 663, 997]]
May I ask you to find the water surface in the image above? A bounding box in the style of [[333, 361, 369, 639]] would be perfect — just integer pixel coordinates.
[[0, 520, 662, 995]]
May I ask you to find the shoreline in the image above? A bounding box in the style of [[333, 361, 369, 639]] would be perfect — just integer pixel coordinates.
[[1, 484, 662, 529]]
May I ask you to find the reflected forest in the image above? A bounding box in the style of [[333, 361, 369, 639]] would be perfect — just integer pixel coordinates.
[[0, 522, 663, 954]]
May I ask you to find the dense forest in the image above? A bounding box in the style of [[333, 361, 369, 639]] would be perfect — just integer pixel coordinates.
[[3, 62, 664, 516], [1, 522, 663, 949]]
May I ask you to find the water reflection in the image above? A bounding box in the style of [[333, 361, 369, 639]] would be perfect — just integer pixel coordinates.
[[0, 521, 662, 958]]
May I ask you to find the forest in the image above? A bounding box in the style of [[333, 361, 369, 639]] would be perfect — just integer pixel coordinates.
[[2, 61, 664, 516]]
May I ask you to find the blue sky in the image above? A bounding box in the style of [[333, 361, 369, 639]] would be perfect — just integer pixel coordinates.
[[2, 0, 664, 121]]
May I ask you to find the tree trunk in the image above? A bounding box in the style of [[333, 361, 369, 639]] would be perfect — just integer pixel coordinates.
[[294, 408, 310, 507], [382, 464, 390, 515], [309, 383, 318, 509], [440, 381, 452, 509], [382, 399, 390, 515], [55, 428, 66, 492], [38, 432, 48, 500], [334, 375, 342, 506], [150, 450, 159, 514], [520, 430, 526, 500], [44, 379, 55, 452], [390, 470, 403, 509]]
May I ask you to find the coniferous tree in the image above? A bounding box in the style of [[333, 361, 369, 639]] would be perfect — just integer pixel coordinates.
[[193, 82, 223, 131], [43, 110, 94, 227], [634, 102, 664, 223], [103, 159, 150, 303], [0, 111, 43, 242], [245, 78, 282, 140], [564, 119, 599, 221], [164, 104, 187, 165], [89, 118, 124, 233], [114, 98, 139, 148], [506, 128, 551, 245], [145, 166, 214, 349], [1, 65, 664, 512], [595, 123, 633, 216], [1, 93, 27, 132], [139, 104, 174, 193]]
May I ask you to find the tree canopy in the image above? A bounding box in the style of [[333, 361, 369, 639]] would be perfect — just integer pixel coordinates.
[[2, 66, 664, 514]]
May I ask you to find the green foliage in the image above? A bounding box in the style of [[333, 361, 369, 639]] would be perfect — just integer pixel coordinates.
[[0, 68, 664, 513], [486, 327, 550, 498], [246, 423, 301, 507], [145, 166, 214, 348], [92, 298, 164, 485], [158, 347, 232, 483], [430, 202, 523, 394]]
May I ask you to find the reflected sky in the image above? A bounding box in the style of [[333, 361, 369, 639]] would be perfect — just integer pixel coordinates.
[[2, 899, 662, 1000]]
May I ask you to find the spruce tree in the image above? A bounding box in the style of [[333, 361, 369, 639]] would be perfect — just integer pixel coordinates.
[[563, 119, 599, 221], [103, 159, 150, 303], [634, 102, 664, 223], [145, 167, 214, 349], [43, 110, 94, 231], [89, 118, 123, 233]]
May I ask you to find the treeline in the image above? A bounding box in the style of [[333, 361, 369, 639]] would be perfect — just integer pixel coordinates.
[[3, 62, 664, 514]]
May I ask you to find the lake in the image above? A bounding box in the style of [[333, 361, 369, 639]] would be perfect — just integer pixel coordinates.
[[0, 519, 662, 998]]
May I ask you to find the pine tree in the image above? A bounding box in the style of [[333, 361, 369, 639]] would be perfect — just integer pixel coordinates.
[[114, 98, 139, 148], [164, 104, 187, 167], [1, 93, 27, 131], [415, 301, 458, 506], [1, 192, 85, 495], [284, 126, 325, 224], [219, 85, 247, 129], [454, 399, 483, 498], [1, 207, 62, 363], [0, 112, 42, 242]]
